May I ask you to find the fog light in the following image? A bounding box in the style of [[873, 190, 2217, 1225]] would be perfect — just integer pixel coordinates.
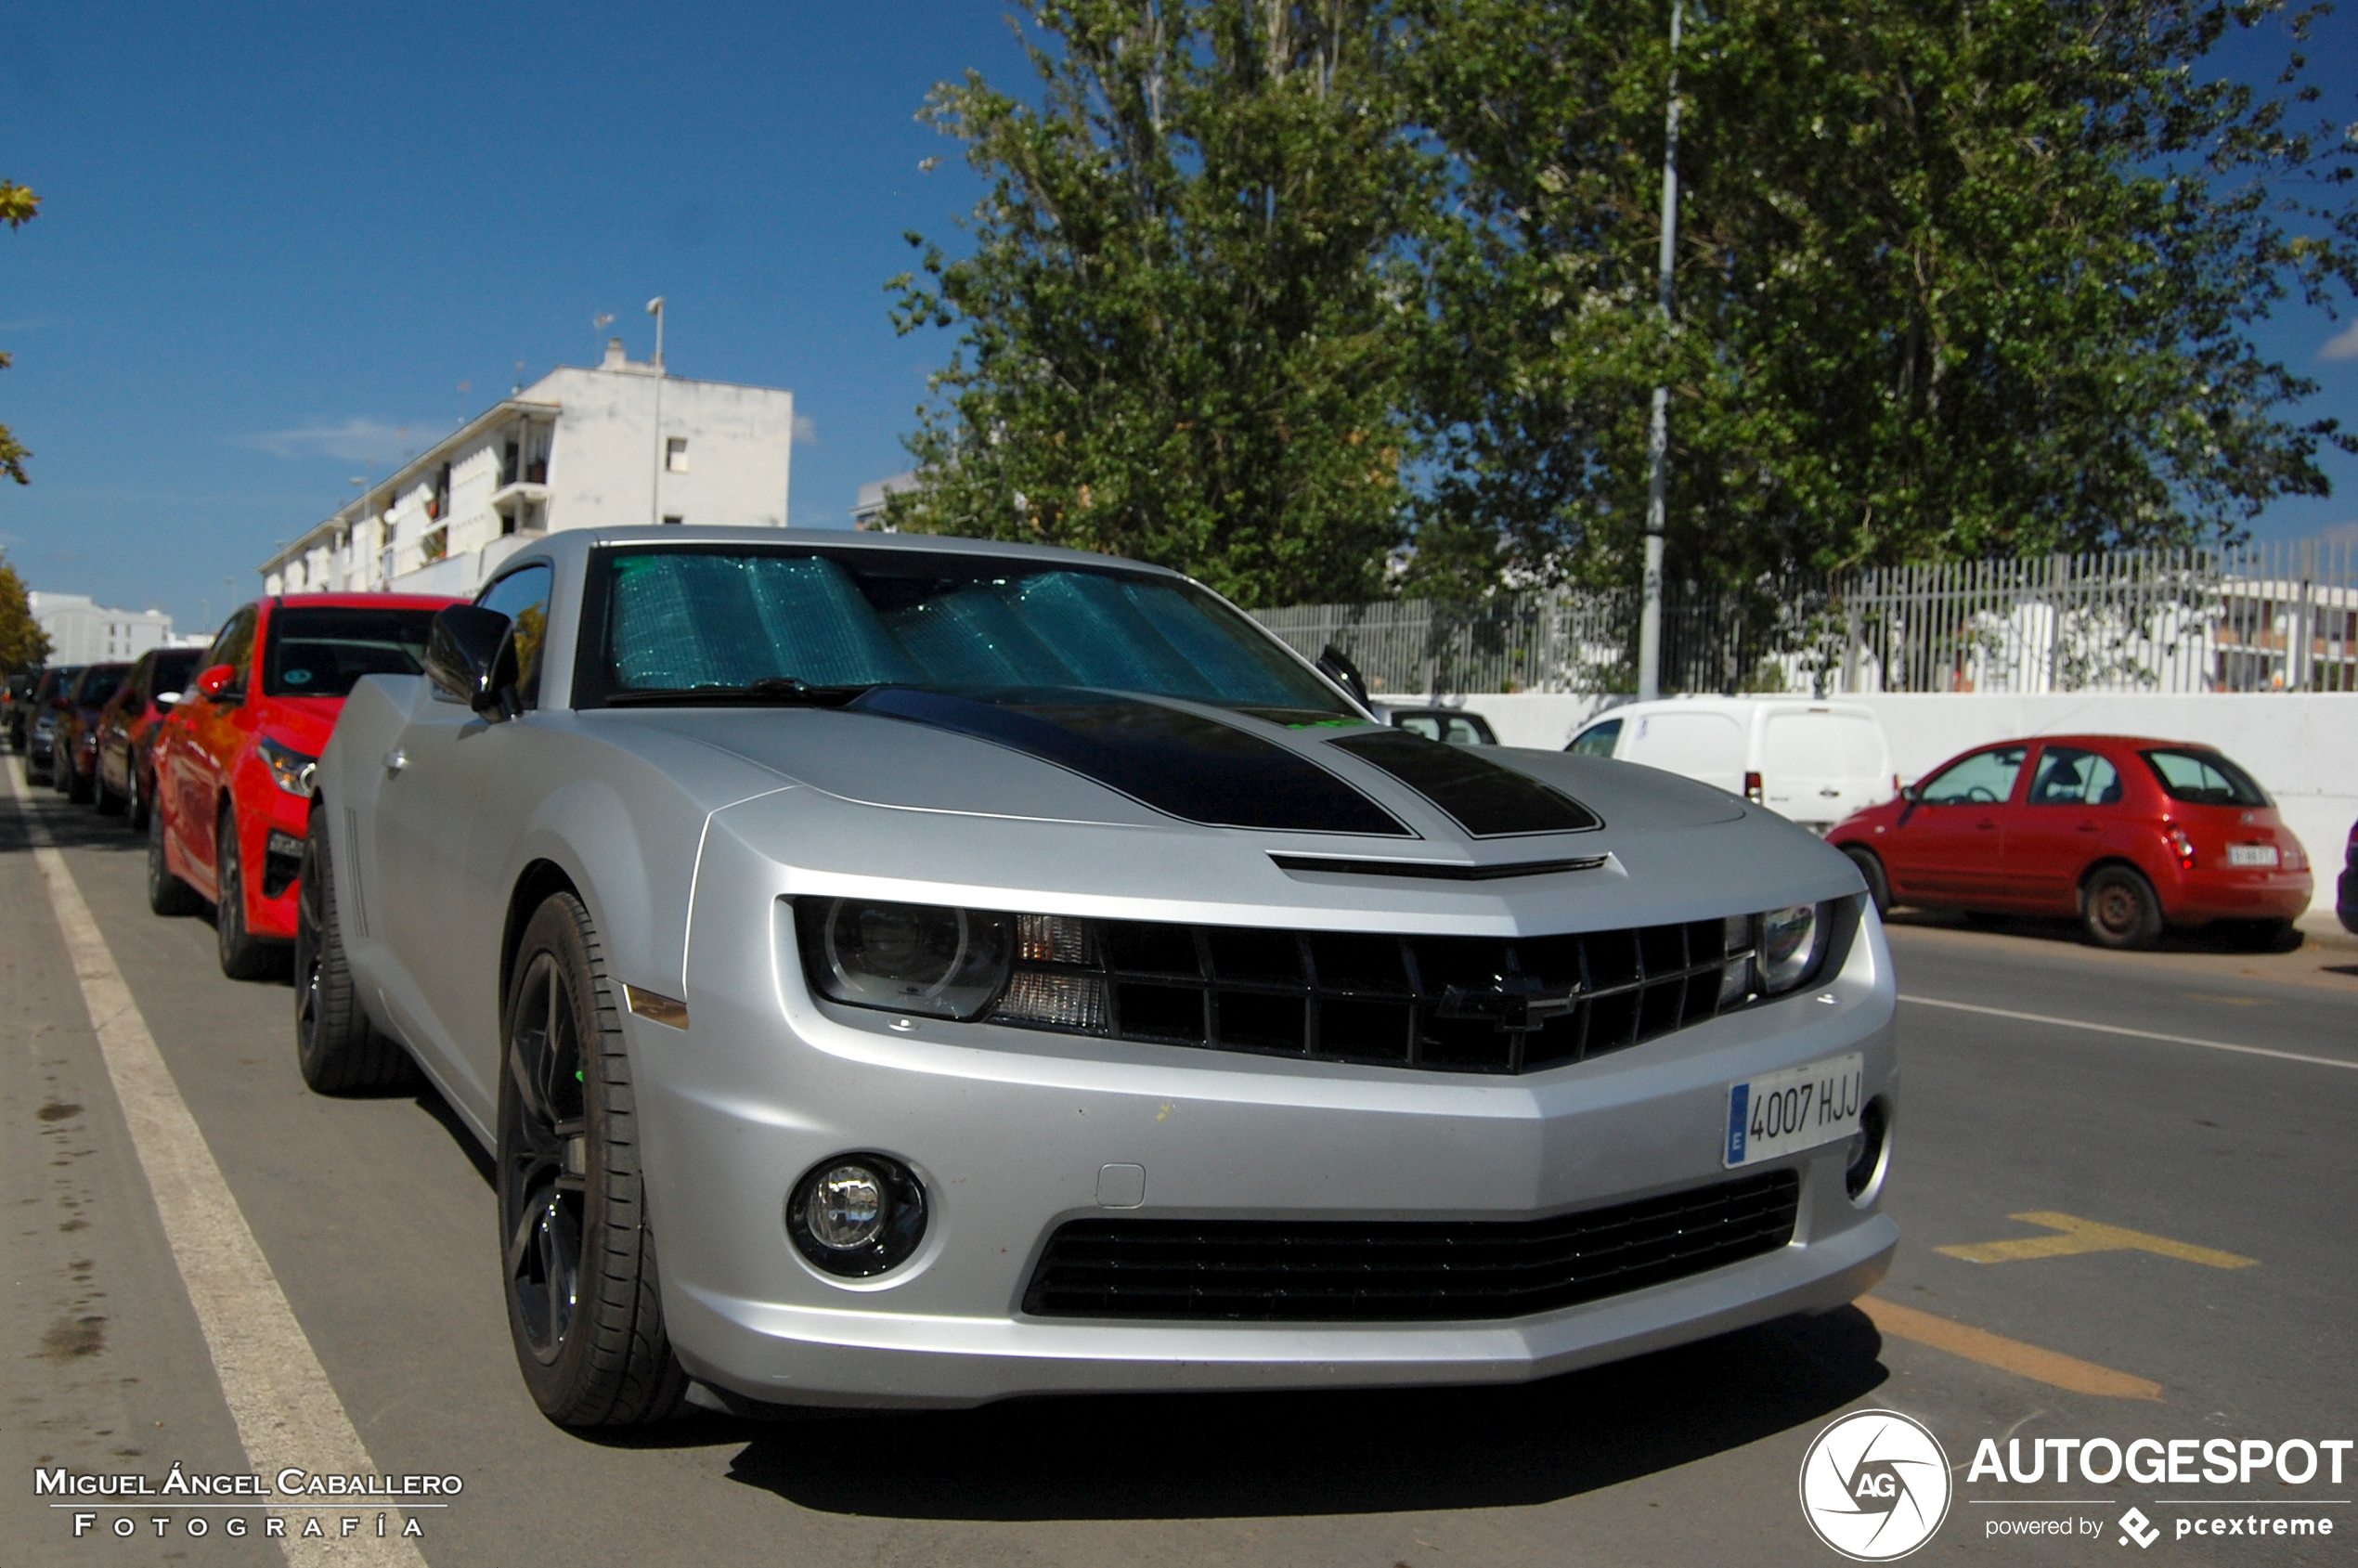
[[1845, 1097, 1889, 1201], [786, 1154, 927, 1277]]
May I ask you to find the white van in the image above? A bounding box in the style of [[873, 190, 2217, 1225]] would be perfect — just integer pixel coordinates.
[[1565, 697, 1897, 833]]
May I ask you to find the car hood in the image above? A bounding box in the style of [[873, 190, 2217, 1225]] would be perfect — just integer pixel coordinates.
[[593, 690, 1859, 932]]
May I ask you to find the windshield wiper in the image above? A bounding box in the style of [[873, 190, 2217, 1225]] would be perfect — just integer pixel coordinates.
[[604, 677, 879, 707]]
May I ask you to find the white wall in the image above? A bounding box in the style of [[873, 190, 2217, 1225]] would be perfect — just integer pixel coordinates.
[[1380, 692, 2356, 915]]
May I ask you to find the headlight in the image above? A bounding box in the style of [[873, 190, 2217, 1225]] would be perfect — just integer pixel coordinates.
[[256, 736, 317, 797], [797, 898, 1013, 1020], [1758, 903, 1821, 992]]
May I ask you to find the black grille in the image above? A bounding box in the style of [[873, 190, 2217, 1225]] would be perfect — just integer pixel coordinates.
[[1024, 1170, 1802, 1320], [993, 915, 1743, 1074]]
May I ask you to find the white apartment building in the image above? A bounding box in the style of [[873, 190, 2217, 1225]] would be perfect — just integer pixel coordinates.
[[28, 592, 175, 665], [260, 340, 796, 598]]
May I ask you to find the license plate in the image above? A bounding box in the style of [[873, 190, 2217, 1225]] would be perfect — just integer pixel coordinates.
[[1726, 1053, 1865, 1168], [2226, 844, 2279, 867]]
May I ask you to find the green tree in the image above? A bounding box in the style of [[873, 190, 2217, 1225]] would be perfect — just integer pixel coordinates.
[[887, 2, 1424, 608], [0, 556, 50, 674], [1399, 0, 2358, 591], [1, 179, 40, 486]]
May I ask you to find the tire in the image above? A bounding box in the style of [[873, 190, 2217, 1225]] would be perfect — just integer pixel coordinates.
[[147, 796, 204, 916], [1840, 846, 1891, 917], [295, 808, 417, 1094], [2081, 865, 2163, 951], [126, 765, 150, 832], [214, 802, 280, 980], [95, 762, 126, 816], [498, 893, 687, 1427]]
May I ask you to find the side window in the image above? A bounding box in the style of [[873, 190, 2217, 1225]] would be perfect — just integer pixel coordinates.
[[1567, 719, 1622, 758], [477, 564, 554, 707], [207, 610, 258, 696], [1394, 714, 1441, 741], [2027, 746, 2122, 806], [1917, 745, 2026, 804]]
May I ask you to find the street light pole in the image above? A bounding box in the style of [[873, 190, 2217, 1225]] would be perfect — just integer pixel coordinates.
[[1636, 0, 1685, 702], [647, 296, 667, 526]]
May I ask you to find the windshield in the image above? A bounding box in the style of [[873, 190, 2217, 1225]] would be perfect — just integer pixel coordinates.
[[2141, 748, 2269, 808], [578, 547, 1352, 717], [265, 607, 440, 698], [75, 667, 130, 706]]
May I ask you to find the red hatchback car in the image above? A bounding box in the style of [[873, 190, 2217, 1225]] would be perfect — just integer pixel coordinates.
[[149, 593, 460, 978], [1829, 734, 2313, 950]]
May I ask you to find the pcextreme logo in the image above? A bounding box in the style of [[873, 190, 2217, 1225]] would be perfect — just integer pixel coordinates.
[[1799, 1409, 1954, 1562]]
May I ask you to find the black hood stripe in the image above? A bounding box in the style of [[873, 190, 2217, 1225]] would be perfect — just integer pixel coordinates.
[[849, 687, 1414, 836], [1327, 729, 1603, 837]]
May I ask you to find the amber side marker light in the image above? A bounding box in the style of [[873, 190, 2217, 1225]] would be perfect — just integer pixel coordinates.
[[625, 985, 690, 1030]]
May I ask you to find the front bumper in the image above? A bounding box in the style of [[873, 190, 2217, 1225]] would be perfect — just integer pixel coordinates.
[[638, 892, 1902, 1410]]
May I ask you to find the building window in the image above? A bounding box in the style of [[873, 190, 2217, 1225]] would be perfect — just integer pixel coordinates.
[[662, 514, 684, 526], [666, 437, 689, 473]]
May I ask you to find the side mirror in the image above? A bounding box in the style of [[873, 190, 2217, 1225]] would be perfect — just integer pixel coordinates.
[[195, 664, 239, 700], [1315, 643, 1371, 711], [424, 605, 520, 718], [1898, 784, 1921, 803]]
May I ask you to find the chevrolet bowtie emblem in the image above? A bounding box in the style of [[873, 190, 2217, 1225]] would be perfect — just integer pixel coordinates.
[[1435, 974, 1581, 1032]]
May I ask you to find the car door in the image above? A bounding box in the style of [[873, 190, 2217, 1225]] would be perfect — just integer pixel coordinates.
[[168, 608, 257, 893], [1881, 745, 2028, 903], [372, 566, 554, 1117], [2002, 744, 2128, 911], [1758, 709, 1890, 829], [1620, 709, 1746, 795]]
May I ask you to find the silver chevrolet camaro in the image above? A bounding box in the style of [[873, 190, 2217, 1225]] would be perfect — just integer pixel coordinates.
[[294, 525, 1898, 1427]]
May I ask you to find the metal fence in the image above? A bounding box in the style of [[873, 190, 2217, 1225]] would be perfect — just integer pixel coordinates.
[[1252, 536, 2358, 697]]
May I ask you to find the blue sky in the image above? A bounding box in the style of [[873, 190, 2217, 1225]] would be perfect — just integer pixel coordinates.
[[1, 2, 2352, 637]]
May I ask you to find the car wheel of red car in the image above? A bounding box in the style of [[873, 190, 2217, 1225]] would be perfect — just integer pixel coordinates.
[[1839, 845, 1891, 917], [294, 808, 417, 1095], [147, 799, 204, 916], [2081, 864, 2162, 951], [214, 802, 280, 980]]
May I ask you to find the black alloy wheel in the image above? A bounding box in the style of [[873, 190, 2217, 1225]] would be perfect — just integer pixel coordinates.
[[214, 802, 279, 979], [497, 893, 685, 1427], [293, 808, 416, 1094], [146, 795, 203, 916], [2081, 864, 2163, 951]]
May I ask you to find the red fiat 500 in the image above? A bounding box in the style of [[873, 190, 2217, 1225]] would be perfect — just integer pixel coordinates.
[[149, 593, 460, 978], [1828, 734, 2313, 950]]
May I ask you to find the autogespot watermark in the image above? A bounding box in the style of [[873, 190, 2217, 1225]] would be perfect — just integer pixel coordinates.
[[1800, 1409, 1955, 1561], [36, 1461, 460, 1543], [1798, 1415, 2352, 1556]]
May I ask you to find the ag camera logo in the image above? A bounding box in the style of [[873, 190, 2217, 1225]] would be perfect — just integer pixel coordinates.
[[1799, 1409, 1953, 1561]]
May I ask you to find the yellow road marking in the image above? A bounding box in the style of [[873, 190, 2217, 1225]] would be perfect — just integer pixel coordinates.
[[1937, 1212, 2257, 1269], [1859, 1296, 2163, 1401]]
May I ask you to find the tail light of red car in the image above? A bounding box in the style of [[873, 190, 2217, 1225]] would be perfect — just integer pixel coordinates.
[[2166, 825, 2196, 870]]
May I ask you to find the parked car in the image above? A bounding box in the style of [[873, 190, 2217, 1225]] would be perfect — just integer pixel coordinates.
[[1828, 734, 2312, 950], [3, 671, 32, 752], [2338, 818, 2356, 935], [51, 662, 134, 803], [1387, 706, 1499, 745], [94, 646, 202, 825], [1566, 698, 1897, 835], [300, 526, 1897, 1428], [23, 665, 87, 786], [150, 594, 459, 978]]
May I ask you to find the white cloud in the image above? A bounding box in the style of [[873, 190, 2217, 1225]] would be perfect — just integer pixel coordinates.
[[244, 417, 421, 464], [793, 413, 819, 447], [2323, 319, 2358, 362]]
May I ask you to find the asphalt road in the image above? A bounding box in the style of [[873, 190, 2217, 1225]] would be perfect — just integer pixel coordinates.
[[6, 771, 2353, 1567]]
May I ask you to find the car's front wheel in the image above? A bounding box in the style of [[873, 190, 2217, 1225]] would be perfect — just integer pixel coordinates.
[[295, 808, 416, 1094], [214, 802, 280, 979], [497, 892, 686, 1427], [147, 796, 204, 916], [2082, 864, 2163, 950]]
